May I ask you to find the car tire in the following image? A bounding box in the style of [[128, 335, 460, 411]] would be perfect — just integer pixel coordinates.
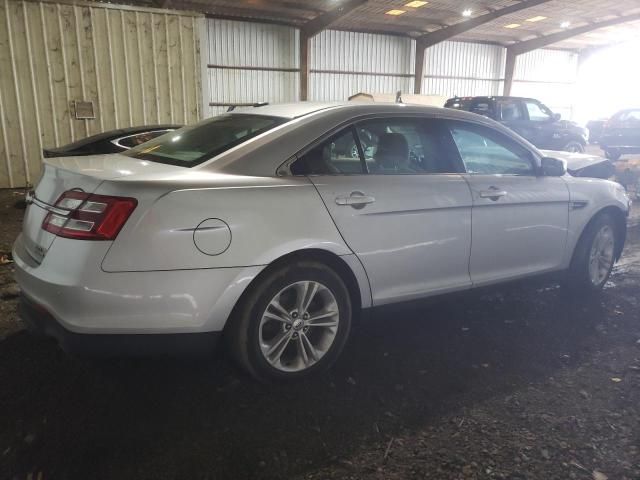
[[566, 213, 618, 292], [563, 141, 585, 153], [226, 260, 352, 382], [605, 149, 621, 161]]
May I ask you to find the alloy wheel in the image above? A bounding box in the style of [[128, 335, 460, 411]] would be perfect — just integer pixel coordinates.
[[588, 225, 615, 286], [258, 281, 339, 372]]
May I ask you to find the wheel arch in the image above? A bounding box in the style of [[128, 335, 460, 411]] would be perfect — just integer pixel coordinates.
[[575, 206, 627, 262], [224, 248, 370, 333]]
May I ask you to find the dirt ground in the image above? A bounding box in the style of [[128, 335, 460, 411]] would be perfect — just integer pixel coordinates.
[[0, 187, 639, 480]]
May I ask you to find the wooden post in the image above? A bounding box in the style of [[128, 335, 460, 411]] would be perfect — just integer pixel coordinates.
[[300, 33, 310, 101], [414, 41, 425, 94], [503, 49, 516, 97]]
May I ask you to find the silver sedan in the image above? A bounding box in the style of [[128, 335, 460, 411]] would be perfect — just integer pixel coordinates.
[[13, 103, 631, 381]]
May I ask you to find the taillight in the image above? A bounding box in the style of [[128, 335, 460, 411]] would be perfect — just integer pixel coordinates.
[[42, 190, 137, 240]]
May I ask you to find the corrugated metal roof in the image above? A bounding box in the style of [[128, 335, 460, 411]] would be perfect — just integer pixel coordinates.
[[145, 0, 640, 50]]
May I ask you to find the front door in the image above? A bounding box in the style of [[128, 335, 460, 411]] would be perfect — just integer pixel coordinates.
[[292, 118, 473, 305], [446, 120, 570, 286]]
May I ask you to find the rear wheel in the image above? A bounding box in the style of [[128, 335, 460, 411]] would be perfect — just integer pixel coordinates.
[[227, 261, 352, 381], [567, 213, 617, 292], [563, 141, 585, 153]]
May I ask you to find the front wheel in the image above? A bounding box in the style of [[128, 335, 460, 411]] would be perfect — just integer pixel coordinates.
[[226, 261, 352, 381], [567, 213, 618, 292], [563, 141, 585, 153]]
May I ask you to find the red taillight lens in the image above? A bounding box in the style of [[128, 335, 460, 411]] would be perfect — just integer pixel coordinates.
[[42, 190, 137, 240]]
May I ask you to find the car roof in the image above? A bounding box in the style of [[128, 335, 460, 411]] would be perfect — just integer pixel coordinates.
[[446, 96, 537, 102], [232, 102, 344, 119], [232, 101, 481, 121]]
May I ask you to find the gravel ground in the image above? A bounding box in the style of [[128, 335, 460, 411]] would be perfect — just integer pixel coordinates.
[[0, 188, 639, 480]]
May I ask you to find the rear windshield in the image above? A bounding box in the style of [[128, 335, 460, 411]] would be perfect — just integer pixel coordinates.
[[124, 114, 287, 166]]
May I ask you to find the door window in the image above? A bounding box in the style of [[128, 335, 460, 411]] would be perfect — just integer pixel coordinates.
[[496, 99, 523, 122], [524, 101, 552, 122], [355, 118, 456, 174], [469, 99, 494, 118], [291, 129, 365, 175], [448, 122, 536, 175], [620, 110, 640, 124]]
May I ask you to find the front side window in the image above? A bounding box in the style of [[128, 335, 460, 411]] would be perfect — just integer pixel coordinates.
[[124, 114, 287, 166], [448, 122, 535, 175], [622, 110, 640, 123], [356, 118, 455, 174], [524, 101, 552, 122], [496, 99, 523, 122]]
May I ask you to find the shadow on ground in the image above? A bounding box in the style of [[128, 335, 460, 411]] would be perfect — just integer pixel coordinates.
[[0, 280, 618, 480]]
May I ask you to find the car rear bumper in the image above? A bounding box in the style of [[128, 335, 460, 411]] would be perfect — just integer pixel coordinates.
[[18, 295, 220, 357], [12, 233, 264, 335]]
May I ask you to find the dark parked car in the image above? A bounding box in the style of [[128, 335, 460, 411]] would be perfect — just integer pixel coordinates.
[[42, 125, 179, 158], [586, 118, 608, 144], [600, 108, 640, 161], [445, 96, 588, 153]]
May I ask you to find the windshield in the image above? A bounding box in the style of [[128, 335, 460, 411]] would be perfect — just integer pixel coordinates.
[[124, 114, 288, 166]]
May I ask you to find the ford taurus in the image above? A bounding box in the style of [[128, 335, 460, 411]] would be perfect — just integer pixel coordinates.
[[13, 103, 630, 381]]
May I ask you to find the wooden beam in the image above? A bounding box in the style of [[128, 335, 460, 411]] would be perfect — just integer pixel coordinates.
[[414, 42, 426, 94], [509, 13, 640, 55], [300, 33, 310, 101], [416, 0, 552, 48], [503, 49, 517, 96], [300, 0, 368, 37]]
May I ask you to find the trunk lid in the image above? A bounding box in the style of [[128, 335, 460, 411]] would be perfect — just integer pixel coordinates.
[[23, 154, 180, 263]]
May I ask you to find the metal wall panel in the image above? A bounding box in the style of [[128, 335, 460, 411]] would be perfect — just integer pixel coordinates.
[[309, 29, 415, 101], [512, 48, 579, 119], [0, 0, 203, 188], [421, 41, 506, 98], [206, 19, 299, 117]]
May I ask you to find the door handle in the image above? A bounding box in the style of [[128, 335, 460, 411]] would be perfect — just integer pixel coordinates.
[[479, 188, 507, 200], [335, 192, 376, 209]]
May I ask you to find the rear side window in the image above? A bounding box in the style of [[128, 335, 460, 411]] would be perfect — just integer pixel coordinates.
[[356, 118, 456, 174], [445, 98, 473, 110], [291, 129, 365, 175], [448, 121, 535, 175], [124, 114, 287, 166], [496, 99, 524, 122], [290, 118, 457, 176]]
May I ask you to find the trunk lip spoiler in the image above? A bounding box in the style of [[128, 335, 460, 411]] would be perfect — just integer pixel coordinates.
[[28, 191, 80, 217]]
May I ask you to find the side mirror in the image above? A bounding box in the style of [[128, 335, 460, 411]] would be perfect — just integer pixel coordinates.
[[541, 156, 567, 177], [552, 113, 562, 122]]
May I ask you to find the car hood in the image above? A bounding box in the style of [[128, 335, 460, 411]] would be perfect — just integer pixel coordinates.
[[541, 150, 615, 179]]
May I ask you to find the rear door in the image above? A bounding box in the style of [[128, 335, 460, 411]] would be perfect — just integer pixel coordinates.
[[495, 98, 535, 143], [521, 99, 556, 149], [445, 120, 570, 285], [618, 110, 640, 148], [294, 117, 473, 305]]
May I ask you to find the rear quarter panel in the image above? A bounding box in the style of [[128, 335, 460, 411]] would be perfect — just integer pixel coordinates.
[[99, 175, 353, 272]]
